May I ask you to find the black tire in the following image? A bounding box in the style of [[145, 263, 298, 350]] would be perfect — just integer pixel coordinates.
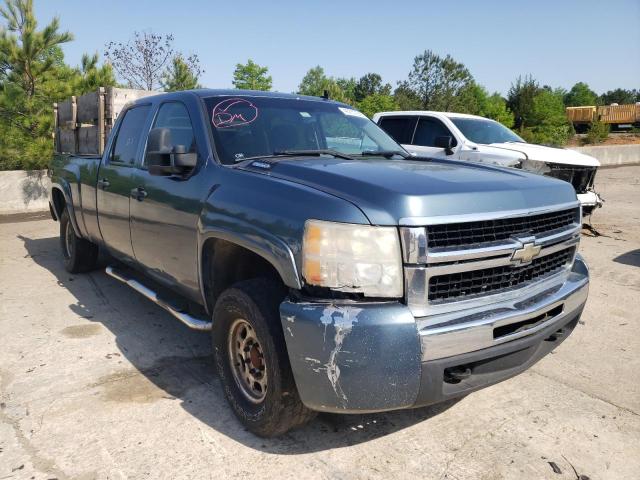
[[212, 278, 316, 437], [59, 208, 98, 273]]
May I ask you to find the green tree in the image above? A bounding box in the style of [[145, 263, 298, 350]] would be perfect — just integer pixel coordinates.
[[585, 117, 609, 144], [298, 66, 327, 96], [297, 66, 350, 103], [482, 92, 514, 127], [564, 82, 598, 107], [507, 75, 541, 129], [335, 77, 356, 104], [354, 73, 391, 102], [599, 88, 640, 105], [357, 93, 398, 119], [520, 88, 573, 145], [232, 59, 271, 91], [455, 82, 486, 115], [75, 52, 117, 94], [393, 83, 421, 110], [401, 50, 474, 111], [0, 0, 74, 170], [162, 55, 201, 91], [454, 83, 514, 127]]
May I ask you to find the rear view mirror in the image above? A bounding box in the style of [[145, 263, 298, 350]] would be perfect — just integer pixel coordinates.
[[147, 127, 197, 176], [435, 136, 455, 155]]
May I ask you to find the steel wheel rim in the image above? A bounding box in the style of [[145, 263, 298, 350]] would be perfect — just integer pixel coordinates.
[[64, 220, 74, 259], [228, 318, 267, 404]]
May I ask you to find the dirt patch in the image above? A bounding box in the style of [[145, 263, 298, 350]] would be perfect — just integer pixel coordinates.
[[91, 355, 212, 404], [60, 323, 103, 338], [94, 370, 170, 403]]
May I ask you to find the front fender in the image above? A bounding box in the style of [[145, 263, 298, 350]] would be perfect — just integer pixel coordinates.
[[197, 216, 302, 290]]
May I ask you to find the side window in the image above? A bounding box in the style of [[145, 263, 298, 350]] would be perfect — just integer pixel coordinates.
[[413, 117, 457, 147], [378, 117, 415, 144], [148, 102, 196, 165], [110, 105, 151, 165]]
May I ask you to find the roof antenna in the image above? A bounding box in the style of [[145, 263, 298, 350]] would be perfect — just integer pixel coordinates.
[[322, 89, 330, 100]]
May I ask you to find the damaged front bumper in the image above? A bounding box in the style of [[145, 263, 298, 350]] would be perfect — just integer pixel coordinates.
[[280, 255, 589, 414], [577, 190, 603, 214]]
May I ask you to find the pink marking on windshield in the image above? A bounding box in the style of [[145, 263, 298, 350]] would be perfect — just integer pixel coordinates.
[[212, 98, 259, 129]]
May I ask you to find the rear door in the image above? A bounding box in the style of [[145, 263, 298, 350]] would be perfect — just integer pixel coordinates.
[[376, 116, 417, 150], [96, 105, 152, 260]]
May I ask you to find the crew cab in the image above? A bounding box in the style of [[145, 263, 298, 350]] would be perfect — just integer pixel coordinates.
[[49, 90, 590, 437], [373, 111, 603, 215]]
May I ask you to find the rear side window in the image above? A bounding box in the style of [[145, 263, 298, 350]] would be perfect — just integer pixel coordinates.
[[413, 117, 457, 147], [377, 117, 415, 144], [110, 105, 151, 165]]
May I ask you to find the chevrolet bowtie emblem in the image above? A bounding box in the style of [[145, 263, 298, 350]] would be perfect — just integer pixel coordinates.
[[511, 242, 541, 265]]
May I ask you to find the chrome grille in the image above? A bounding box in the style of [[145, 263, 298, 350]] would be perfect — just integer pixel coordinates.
[[401, 203, 582, 317], [428, 247, 576, 303], [426, 208, 578, 249]]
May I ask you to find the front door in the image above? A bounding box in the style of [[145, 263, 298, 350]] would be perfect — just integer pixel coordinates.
[[129, 101, 202, 299], [96, 105, 152, 260], [409, 116, 458, 158]]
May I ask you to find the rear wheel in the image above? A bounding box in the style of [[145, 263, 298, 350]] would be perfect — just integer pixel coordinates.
[[212, 278, 315, 437], [59, 208, 98, 273]]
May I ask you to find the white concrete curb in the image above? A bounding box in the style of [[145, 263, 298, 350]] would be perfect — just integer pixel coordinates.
[[0, 170, 50, 214], [569, 144, 640, 167]]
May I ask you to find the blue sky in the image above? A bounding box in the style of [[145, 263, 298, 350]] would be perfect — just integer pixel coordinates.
[[37, 0, 640, 95]]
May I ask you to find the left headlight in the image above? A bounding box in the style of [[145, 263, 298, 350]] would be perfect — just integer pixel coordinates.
[[302, 219, 403, 298]]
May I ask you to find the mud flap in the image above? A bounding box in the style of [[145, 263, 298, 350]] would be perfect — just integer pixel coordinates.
[[280, 301, 422, 413]]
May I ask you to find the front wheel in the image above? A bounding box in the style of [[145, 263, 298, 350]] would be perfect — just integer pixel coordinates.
[[59, 208, 98, 273], [212, 278, 315, 437]]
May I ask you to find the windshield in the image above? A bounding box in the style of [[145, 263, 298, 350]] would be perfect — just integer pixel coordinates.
[[203, 96, 404, 164], [450, 117, 524, 144]]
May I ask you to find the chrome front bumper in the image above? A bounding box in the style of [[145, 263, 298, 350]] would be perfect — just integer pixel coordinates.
[[418, 254, 589, 361]]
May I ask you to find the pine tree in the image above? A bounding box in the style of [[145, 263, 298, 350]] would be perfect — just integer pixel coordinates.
[[0, 0, 74, 169], [162, 55, 201, 92]]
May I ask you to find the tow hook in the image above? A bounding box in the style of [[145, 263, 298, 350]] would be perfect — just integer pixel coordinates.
[[444, 366, 472, 384], [544, 327, 566, 342]]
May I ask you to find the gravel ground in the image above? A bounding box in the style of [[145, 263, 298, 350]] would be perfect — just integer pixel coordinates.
[[1, 166, 639, 480]]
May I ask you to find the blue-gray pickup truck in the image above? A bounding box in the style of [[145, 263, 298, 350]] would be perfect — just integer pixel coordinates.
[[49, 89, 589, 437]]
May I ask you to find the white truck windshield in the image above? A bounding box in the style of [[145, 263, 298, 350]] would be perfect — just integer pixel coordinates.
[[451, 117, 524, 145]]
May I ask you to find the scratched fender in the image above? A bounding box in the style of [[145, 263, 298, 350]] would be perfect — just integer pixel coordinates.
[[280, 301, 422, 413]]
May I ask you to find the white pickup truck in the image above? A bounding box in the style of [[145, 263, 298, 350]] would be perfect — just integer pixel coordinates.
[[373, 111, 603, 215]]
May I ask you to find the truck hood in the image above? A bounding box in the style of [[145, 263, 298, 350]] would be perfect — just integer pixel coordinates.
[[245, 157, 578, 225], [484, 142, 600, 167]]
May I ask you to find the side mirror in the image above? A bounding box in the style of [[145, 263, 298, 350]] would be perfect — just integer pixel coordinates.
[[435, 135, 455, 155], [147, 128, 197, 176]]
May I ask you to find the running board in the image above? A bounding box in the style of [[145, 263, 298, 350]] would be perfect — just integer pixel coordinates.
[[105, 266, 212, 331]]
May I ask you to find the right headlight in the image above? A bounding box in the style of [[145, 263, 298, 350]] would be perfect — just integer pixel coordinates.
[[302, 219, 403, 298]]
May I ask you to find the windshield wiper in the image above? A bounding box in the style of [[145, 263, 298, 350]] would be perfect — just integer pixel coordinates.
[[272, 149, 356, 160], [233, 149, 355, 163], [360, 150, 409, 159]]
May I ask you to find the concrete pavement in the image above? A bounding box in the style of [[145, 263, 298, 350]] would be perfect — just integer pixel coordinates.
[[1, 167, 639, 479]]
